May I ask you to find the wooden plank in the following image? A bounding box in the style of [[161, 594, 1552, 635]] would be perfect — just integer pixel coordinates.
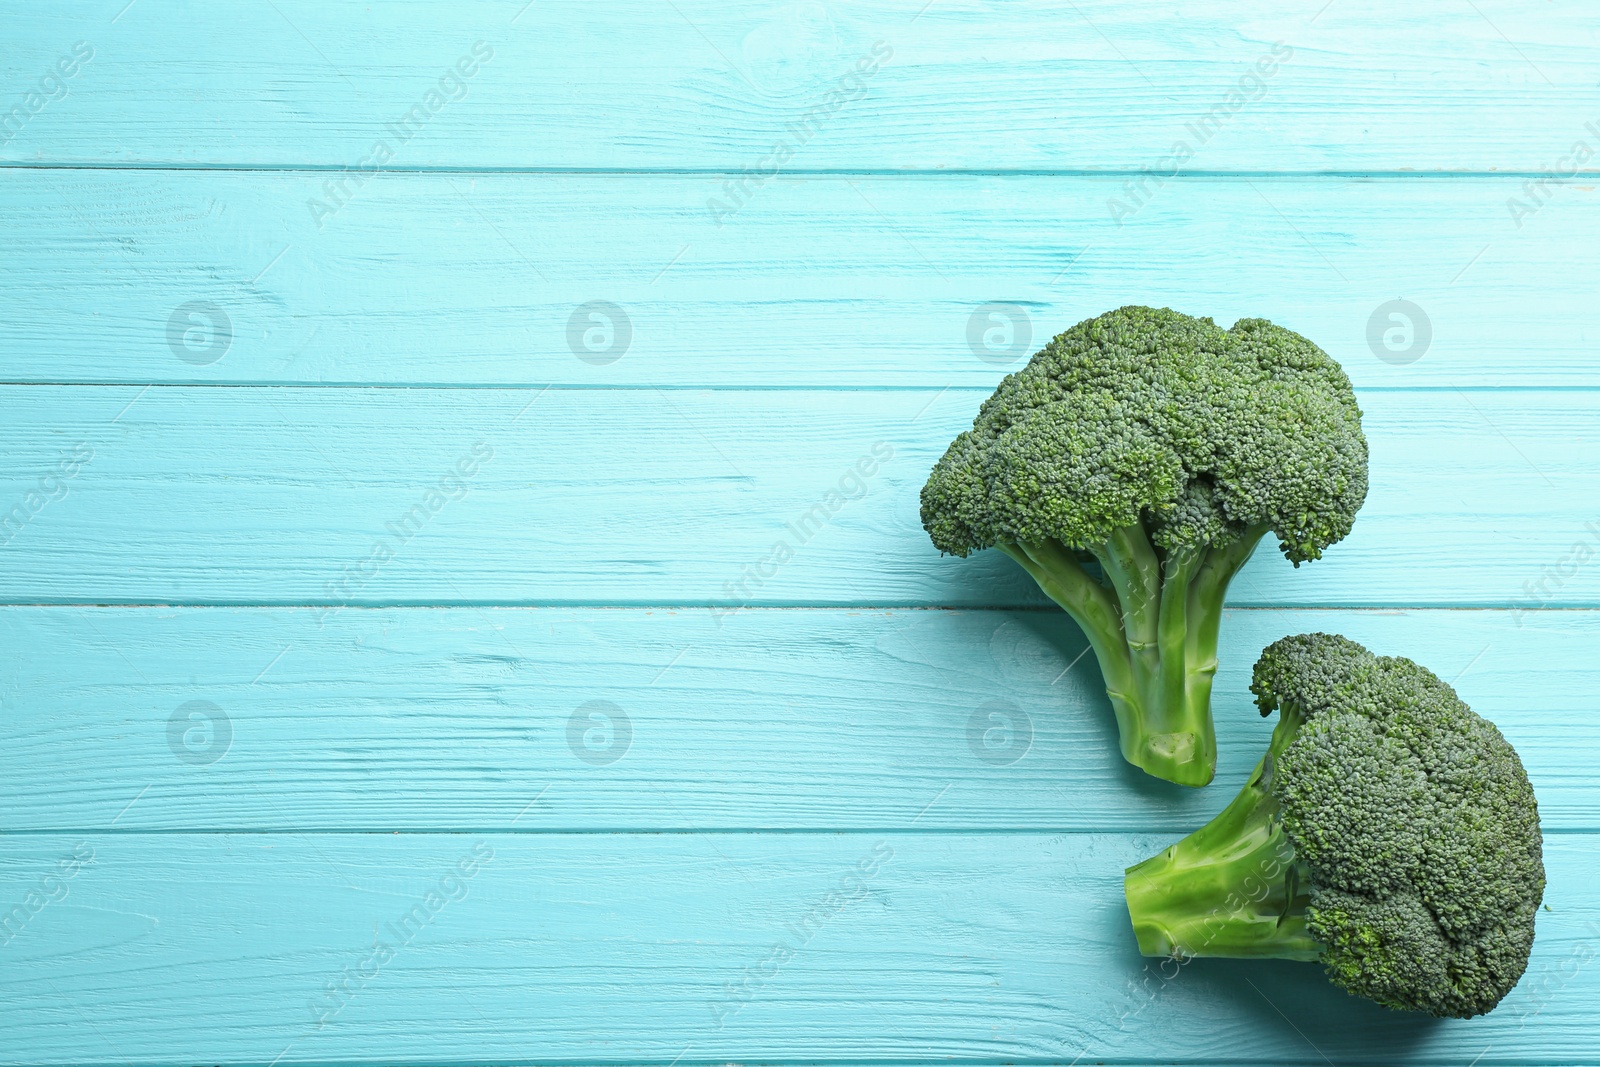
[[0, 170, 1593, 388], [0, 385, 1592, 608], [1, 1, 1596, 172], [0, 831, 1593, 1065], [0, 606, 1593, 832]]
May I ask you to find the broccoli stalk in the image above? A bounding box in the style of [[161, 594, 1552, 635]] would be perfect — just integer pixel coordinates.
[[1123, 634, 1545, 1018], [996, 523, 1268, 785], [922, 307, 1367, 786], [1124, 689, 1319, 958]]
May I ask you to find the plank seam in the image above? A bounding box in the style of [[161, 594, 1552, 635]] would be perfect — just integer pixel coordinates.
[[2, 603, 1595, 611], [0, 383, 1592, 394], [0, 163, 1594, 180]]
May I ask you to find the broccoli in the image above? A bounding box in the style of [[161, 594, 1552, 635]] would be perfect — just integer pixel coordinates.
[[921, 306, 1367, 785], [1123, 633, 1545, 1017]]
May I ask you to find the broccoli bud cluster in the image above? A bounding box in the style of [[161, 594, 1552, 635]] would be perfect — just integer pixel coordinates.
[[1123, 634, 1544, 1018], [1251, 634, 1545, 1017], [922, 305, 1367, 565]]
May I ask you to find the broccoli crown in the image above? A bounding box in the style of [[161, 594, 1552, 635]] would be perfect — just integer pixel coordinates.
[[921, 306, 1368, 563], [1251, 633, 1545, 1017]]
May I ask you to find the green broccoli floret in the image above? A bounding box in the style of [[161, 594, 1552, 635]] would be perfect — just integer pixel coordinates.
[[921, 306, 1367, 785], [1123, 633, 1545, 1017]]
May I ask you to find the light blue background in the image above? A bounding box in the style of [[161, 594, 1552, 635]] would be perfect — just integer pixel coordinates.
[[2, 2, 1597, 1064]]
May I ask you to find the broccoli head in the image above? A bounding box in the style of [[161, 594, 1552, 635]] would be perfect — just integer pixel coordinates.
[[1123, 633, 1545, 1017], [921, 306, 1367, 785]]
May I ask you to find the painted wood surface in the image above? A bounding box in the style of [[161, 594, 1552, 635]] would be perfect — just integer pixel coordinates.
[[0, 386, 1590, 607], [1, 833, 1595, 1066], [3, 2, 1596, 1065], [0, 171, 1592, 389], [1, 606, 1596, 832], [2, 1, 1597, 172]]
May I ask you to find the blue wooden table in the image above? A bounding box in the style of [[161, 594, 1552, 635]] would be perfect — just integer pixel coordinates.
[[3, 2, 1597, 1064]]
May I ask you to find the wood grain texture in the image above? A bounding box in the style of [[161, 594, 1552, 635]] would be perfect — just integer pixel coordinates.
[[0, 170, 1593, 388], [7, 3, 1598, 1064], [2, 1, 1597, 172], [1, 832, 1593, 1066], [0, 606, 1593, 832], [0, 385, 1590, 607]]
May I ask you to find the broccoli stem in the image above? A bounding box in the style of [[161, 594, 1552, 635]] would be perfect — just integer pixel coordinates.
[[1187, 525, 1270, 672], [998, 539, 1133, 690], [1000, 523, 1268, 787], [1123, 741, 1322, 960]]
